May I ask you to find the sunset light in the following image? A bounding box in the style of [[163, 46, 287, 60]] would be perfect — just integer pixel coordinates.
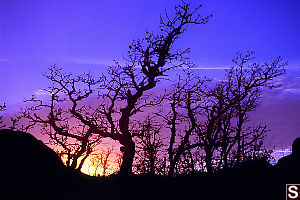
[[1, 0, 299, 199]]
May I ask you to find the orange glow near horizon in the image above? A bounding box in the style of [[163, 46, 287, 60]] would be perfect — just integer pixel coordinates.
[[58, 147, 122, 176], [80, 152, 121, 176], [47, 137, 122, 176]]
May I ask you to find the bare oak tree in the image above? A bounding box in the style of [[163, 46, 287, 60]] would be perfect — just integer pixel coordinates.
[[104, 2, 211, 175], [15, 2, 212, 175], [158, 74, 206, 177], [193, 52, 286, 172], [134, 116, 164, 175], [161, 52, 286, 175], [13, 68, 102, 170]]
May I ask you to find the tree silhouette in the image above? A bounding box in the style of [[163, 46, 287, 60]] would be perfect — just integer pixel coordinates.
[[134, 116, 165, 175], [157, 74, 206, 177], [160, 52, 286, 175], [13, 68, 102, 170], [193, 52, 286, 172], [0, 103, 6, 128], [14, 1, 212, 175], [103, 2, 211, 175], [88, 147, 114, 176]]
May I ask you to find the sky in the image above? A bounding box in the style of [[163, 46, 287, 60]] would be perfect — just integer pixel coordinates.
[[1, 0, 300, 149]]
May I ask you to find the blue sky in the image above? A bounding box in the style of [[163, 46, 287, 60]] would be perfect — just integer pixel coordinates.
[[1, 0, 300, 148]]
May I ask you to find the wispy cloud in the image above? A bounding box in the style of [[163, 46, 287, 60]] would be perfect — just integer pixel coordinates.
[[134, 64, 231, 70], [0, 58, 10, 62], [283, 88, 300, 95], [275, 75, 300, 96], [188, 67, 231, 70], [58, 57, 233, 70], [34, 89, 50, 96], [61, 56, 114, 66]]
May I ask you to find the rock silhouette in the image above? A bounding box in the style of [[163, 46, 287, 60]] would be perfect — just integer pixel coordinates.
[[272, 137, 300, 199], [276, 137, 300, 182], [0, 129, 92, 199], [277, 137, 300, 173], [268, 137, 300, 200]]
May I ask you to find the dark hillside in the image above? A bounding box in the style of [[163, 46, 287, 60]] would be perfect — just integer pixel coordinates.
[[0, 129, 89, 199], [0, 129, 298, 200]]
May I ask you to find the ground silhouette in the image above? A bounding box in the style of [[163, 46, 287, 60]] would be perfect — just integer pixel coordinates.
[[0, 129, 106, 199], [0, 129, 299, 200]]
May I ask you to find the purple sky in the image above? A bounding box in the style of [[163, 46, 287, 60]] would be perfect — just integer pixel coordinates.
[[1, 0, 300, 149]]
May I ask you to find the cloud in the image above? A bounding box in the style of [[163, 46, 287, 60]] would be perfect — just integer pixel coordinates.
[[61, 57, 114, 66], [133, 66, 231, 70], [253, 80, 300, 148], [271, 75, 300, 96], [188, 67, 231, 70], [283, 88, 300, 94], [34, 89, 50, 96], [271, 149, 292, 164], [133, 63, 231, 70], [59, 57, 233, 70], [0, 58, 10, 62]]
